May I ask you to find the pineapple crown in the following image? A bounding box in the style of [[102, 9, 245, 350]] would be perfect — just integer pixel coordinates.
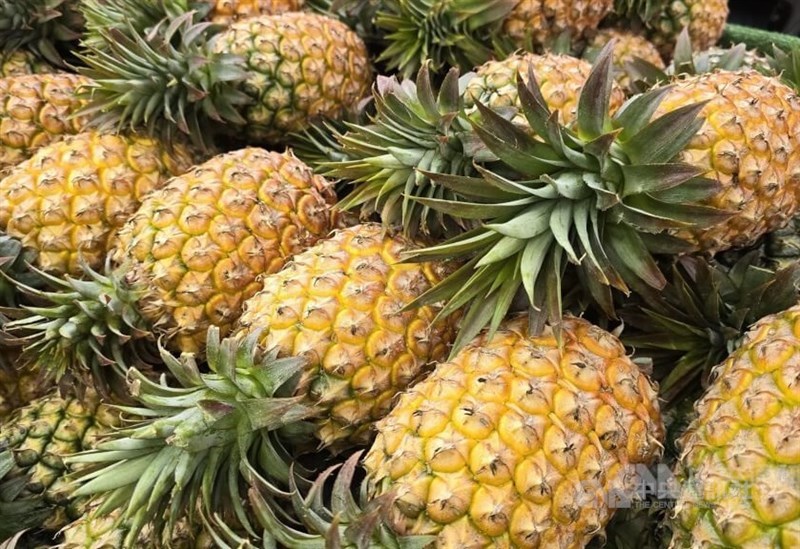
[[619, 251, 800, 404], [401, 42, 730, 353], [612, 0, 669, 22], [2, 263, 153, 398], [76, 12, 251, 149], [208, 451, 432, 548], [313, 63, 494, 239], [67, 327, 314, 546], [374, 0, 516, 78], [0, 0, 83, 66], [79, 0, 189, 51]]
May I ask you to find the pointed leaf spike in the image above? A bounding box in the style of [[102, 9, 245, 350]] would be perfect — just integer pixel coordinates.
[[577, 39, 615, 140]]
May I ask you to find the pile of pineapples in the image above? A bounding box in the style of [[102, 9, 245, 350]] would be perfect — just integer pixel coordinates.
[[0, 0, 799, 547]]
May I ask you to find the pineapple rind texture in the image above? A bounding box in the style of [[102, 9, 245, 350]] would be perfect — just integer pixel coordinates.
[[206, 0, 306, 24], [655, 70, 800, 253], [0, 73, 89, 171], [0, 391, 120, 533], [464, 52, 626, 129], [212, 13, 372, 143], [671, 305, 800, 548], [364, 315, 665, 547], [586, 28, 665, 91], [0, 50, 55, 77], [112, 148, 338, 354], [236, 223, 459, 448], [647, 0, 729, 57], [0, 131, 196, 276], [504, 0, 615, 49]]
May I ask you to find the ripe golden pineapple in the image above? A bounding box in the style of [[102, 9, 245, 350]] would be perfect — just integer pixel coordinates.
[[0, 131, 196, 275], [361, 315, 664, 546], [235, 223, 459, 447], [654, 70, 800, 253], [0, 50, 55, 77], [0, 390, 120, 540], [584, 28, 665, 92], [671, 304, 800, 548], [202, 0, 306, 23], [464, 52, 627, 128], [5, 148, 337, 392], [111, 147, 338, 354], [503, 0, 614, 49], [0, 73, 90, 171], [81, 12, 372, 148]]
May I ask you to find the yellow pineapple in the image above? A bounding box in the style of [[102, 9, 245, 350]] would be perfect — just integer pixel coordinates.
[[0, 50, 55, 77], [0, 131, 196, 275], [202, 0, 305, 23], [464, 52, 627, 128], [81, 12, 372, 148], [670, 304, 800, 548], [5, 148, 337, 391], [654, 70, 800, 253], [584, 28, 665, 92], [0, 73, 90, 171], [235, 223, 459, 447], [503, 0, 615, 49]]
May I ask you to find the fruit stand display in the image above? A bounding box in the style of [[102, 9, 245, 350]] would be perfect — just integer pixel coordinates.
[[0, 1, 799, 548]]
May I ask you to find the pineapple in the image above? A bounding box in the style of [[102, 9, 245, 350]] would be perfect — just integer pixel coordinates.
[[764, 216, 800, 270], [612, 0, 729, 58], [0, 0, 83, 67], [0, 130, 196, 276], [79, 12, 372, 147], [401, 44, 800, 350], [0, 50, 55, 77], [6, 148, 337, 391], [0, 362, 48, 420], [653, 70, 800, 253], [670, 304, 800, 548], [583, 28, 664, 92], [374, 0, 614, 77], [247, 315, 665, 547], [0, 390, 120, 540], [464, 51, 627, 127], [0, 73, 90, 171], [200, 0, 306, 23], [65, 223, 459, 543], [503, 0, 615, 51]]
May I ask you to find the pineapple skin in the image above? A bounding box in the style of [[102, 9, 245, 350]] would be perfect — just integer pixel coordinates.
[[0, 363, 49, 419], [671, 305, 800, 548], [0, 131, 196, 276], [211, 13, 372, 143], [0, 50, 55, 77], [503, 0, 615, 49], [647, 0, 729, 57], [464, 52, 627, 129], [204, 0, 305, 24], [585, 28, 665, 93], [363, 315, 665, 547], [235, 223, 460, 448], [0, 391, 120, 534], [112, 148, 338, 354], [654, 70, 800, 253], [0, 73, 89, 171]]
